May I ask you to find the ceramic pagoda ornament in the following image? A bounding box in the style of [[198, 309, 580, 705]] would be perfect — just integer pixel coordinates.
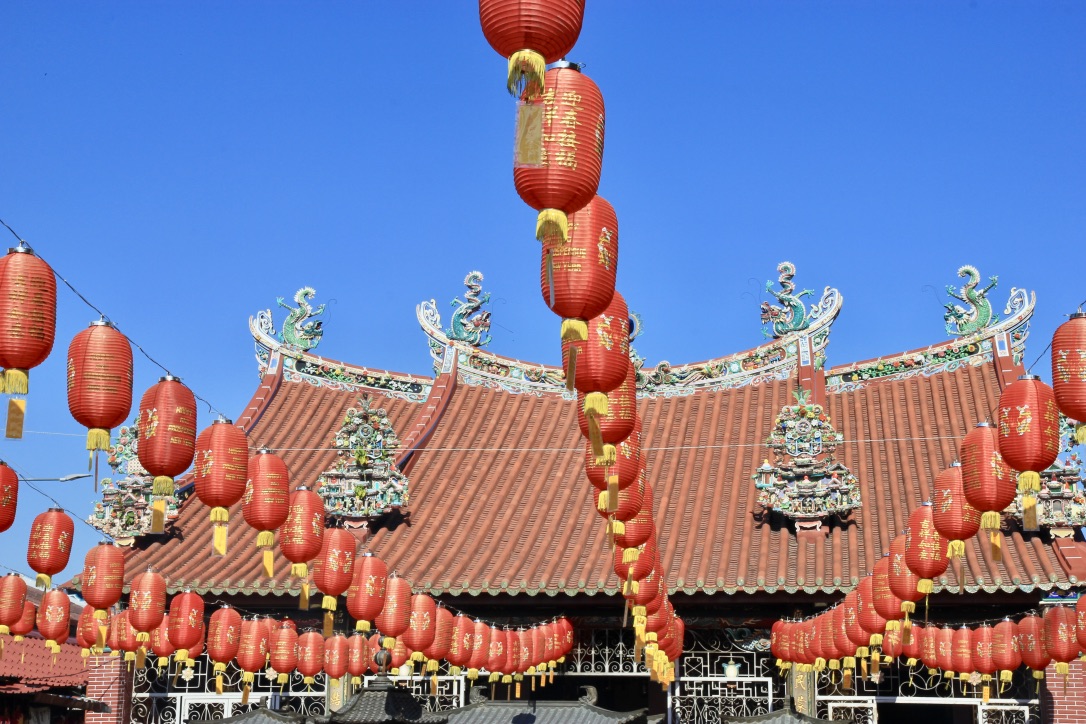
[[753, 388, 862, 532]]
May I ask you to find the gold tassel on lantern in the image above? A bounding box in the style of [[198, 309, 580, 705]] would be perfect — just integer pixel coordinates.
[[1017, 471, 1041, 493], [87, 427, 111, 452], [597, 445, 617, 467], [4, 369, 27, 395], [562, 319, 586, 390], [152, 475, 174, 496], [916, 578, 933, 595], [536, 209, 569, 245], [210, 507, 229, 556], [947, 540, 966, 559], [1075, 423, 1086, 445], [507, 50, 546, 99], [980, 511, 1003, 561], [35, 574, 51, 589], [356, 619, 370, 632]]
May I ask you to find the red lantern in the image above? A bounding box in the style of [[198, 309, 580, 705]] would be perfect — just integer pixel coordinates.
[[961, 421, 1016, 553], [167, 589, 205, 662], [36, 588, 69, 651], [1045, 604, 1080, 679], [545, 195, 619, 353], [597, 469, 644, 523], [325, 634, 348, 681], [269, 622, 299, 684], [243, 449, 291, 578], [467, 621, 491, 679], [347, 632, 371, 685], [920, 625, 939, 671], [872, 555, 904, 630], [82, 542, 125, 624], [27, 507, 74, 589], [446, 614, 473, 673], [374, 575, 411, 647], [487, 628, 509, 679], [904, 503, 949, 595], [1018, 615, 1050, 683], [422, 605, 454, 680], [902, 623, 925, 665], [998, 375, 1061, 494], [972, 624, 998, 699], [576, 361, 636, 447], [389, 637, 411, 674], [1078, 595, 1086, 650], [237, 618, 270, 690], [296, 630, 324, 685], [0, 573, 28, 636], [931, 462, 981, 559], [817, 614, 842, 665], [9, 600, 35, 644], [614, 504, 655, 550], [934, 626, 954, 673], [513, 63, 605, 245], [312, 528, 357, 630], [67, 319, 133, 451], [769, 620, 786, 665], [78, 605, 99, 655], [614, 539, 657, 593], [150, 618, 175, 667], [207, 606, 243, 681], [951, 626, 974, 678], [992, 618, 1021, 687], [564, 292, 630, 456], [109, 610, 139, 663], [403, 594, 437, 662], [1052, 313, 1086, 443], [888, 534, 925, 626], [584, 429, 640, 493], [0, 243, 57, 394], [193, 417, 249, 556], [832, 605, 854, 663], [842, 592, 870, 654], [346, 552, 387, 632], [882, 626, 904, 660], [0, 462, 18, 533], [279, 486, 325, 594], [556, 617, 574, 658], [137, 376, 197, 498], [856, 577, 887, 649], [128, 568, 167, 642], [478, 0, 584, 98]]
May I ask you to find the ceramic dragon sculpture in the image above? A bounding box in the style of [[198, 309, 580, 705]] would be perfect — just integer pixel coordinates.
[[944, 265, 998, 336], [761, 261, 814, 338], [277, 286, 326, 350], [446, 271, 492, 347]]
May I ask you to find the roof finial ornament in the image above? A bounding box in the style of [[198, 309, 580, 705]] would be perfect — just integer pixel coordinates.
[[277, 286, 326, 351], [761, 262, 815, 338], [446, 271, 492, 347], [943, 265, 998, 337]]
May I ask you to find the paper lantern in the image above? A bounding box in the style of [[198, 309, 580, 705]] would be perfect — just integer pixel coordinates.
[[150, 618, 175, 667], [614, 504, 655, 550], [347, 632, 371, 685], [992, 618, 1021, 688], [137, 376, 197, 498], [487, 628, 509, 681], [237, 618, 270, 685], [998, 375, 1061, 494], [0, 462, 18, 533], [951, 626, 974, 679], [1052, 312, 1086, 443], [842, 592, 870, 654], [27, 507, 74, 589], [888, 534, 925, 627], [446, 614, 473, 674], [296, 630, 325, 685], [1045, 604, 1080, 679], [108, 610, 139, 663], [931, 462, 981, 558], [0, 573, 28, 636], [422, 605, 454, 689], [972, 624, 998, 699], [346, 552, 387, 632], [1017, 615, 1050, 682], [832, 605, 854, 663], [243, 449, 291, 577], [207, 606, 243, 674], [403, 594, 437, 662], [613, 539, 657, 594], [584, 429, 640, 493], [9, 600, 35, 644], [564, 292, 630, 456], [167, 589, 205, 662], [269, 622, 299, 684], [920, 625, 939, 671], [872, 555, 904, 630], [0, 243, 56, 394], [1078, 595, 1086, 650], [596, 469, 644, 523], [882, 626, 904, 660], [374, 576, 411, 648], [902, 623, 924, 666], [82, 542, 125, 622], [279, 486, 325, 591], [904, 503, 949, 595], [67, 319, 133, 451], [478, 0, 584, 98], [513, 63, 605, 243], [389, 636, 411, 675], [817, 613, 842, 666], [934, 626, 955, 673], [467, 620, 491, 680], [856, 577, 888, 649], [961, 421, 1016, 552], [325, 634, 349, 681], [128, 568, 167, 642], [193, 417, 249, 556], [576, 361, 636, 447], [311, 528, 357, 631]]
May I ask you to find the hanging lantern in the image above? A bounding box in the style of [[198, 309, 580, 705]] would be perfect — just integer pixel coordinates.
[[1017, 615, 1050, 684], [872, 555, 904, 632], [888, 534, 925, 635], [109, 610, 139, 665], [446, 614, 473, 676], [295, 631, 324, 686], [576, 361, 636, 447], [842, 592, 871, 662], [236, 618, 269, 704], [150, 618, 175, 668], [931, 462, 982, 559], [961, 422, 1017, 555], [614, 504, 655, 550], [184, 632, 205, 670], [207, 605, 243, 693], [831, 604, 854, 664], [403, 594, 437, 663], [478, 0, 584, 98], [584, 429, 640, 496], [466, 620, 491, 681], [1078, 594, 1086, 650], [817, 613, 843, 671], [564, 292, 630, 455], [67, 319, 133, 452], [487, 628, 508, 683], [0, 573, 28, 640], [0, 242, 57, 394], [904, 503, 949, 596], [128, 567, 166, 657], [1052, 312, 1086, 443], [997, 375, 1061, 497], [280, 485, 325, 607], [374, 575, 411, 649], [972, 624, 997, 701], [137, 376, 197, 503], [613, 538, 657, 595], [856, 577, 888, 670], [167, 589, 205, 663], [346, 552, 387, 632], [596, 469, 644, 523], [513, 62, 605, 244], [311, 528, 357, 635], [882, 626, 904, 660], [918, 624, 939, 672], [269, 622, 299, 685], [389, 636, 411, 676], [0, 462, 18, 533], [422, 606, 454, 693], [82, 542, 125, 626], [951, 625, 974, 681], [933, 626, 955, 675], [325, 634, 349, 683], [1044, 604, 1080, 681], [902, 623, 924, 667], [347, 632, 371, 686], [193, 417, 249, 557], [77, 605, 99, 659], [243, 449, 291, 578], [27, 507, 74, 589], [992, 619, 1021, 691]]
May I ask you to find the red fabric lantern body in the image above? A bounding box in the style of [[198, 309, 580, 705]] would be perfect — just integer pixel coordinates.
[[27, 508, 74, 589], [614, 505, 655, 549], [36, 589, 69, 649], [312, 528, 357, 616], [920, 625, 939, 670], [931, 463, 982, 558], [902, 623, 924, 664], [598, 471, 644, 523], [325, 634, 348, 681], [269, 623, 299, 683], [992, 619, 1021, 681], [0, 462, 18, 534], [478, 0, 584, 98], [1017, 615, 1050, 678], [514, 64, 605, 243], [1052, 313, 1086, 441], [584, 429, 640, 492], [998, 375, 1061, 493], [82, 542, 125, 619], [296, 631, 325, 684], [842, 593, 869, 652], [447, 614, 472, 671], [0, 245, 57, 393], [882, 626, 904, 660], [193, 418, 249, 556], [934, 627, 954, 672], [128, 569, 167, 640], [888, 535, 925, 613], [346, 552, 387, 632], [904, 503, 949, 594], [564, 293, 629, 423], [1077, 595, 1086, 649], [1045, 605, 1080, 677], [374, 576, 411, 644], [137, 376, 197, 496], [347, 632, 371, 683], [9, 600, 35, 641], [577, 362, 636, 446], [467, 621, 491, 675], [951, 626, 974, 677], [872, 556, 905, 626], [832, 605, 854, 661], [544, 194, 618, 326], [207, 606, 243, 672], [818, 614, 841, 662], [972, 625, 997, 677], [108, 611, 138, 661], [389, 637, 411, 673], [961, 422, 1016, 546], [77, 605, 98, 650], [237, 618, 270, 681], [243, 449, 291, 577], [856, 578, 887, 646], [0, 573, 28, 635], [67, 320, 133, 451], [487, 628, 508, 677], [167, 590, 205, 661], [403, 594, 437, 660], [279, 486, 325, 582], [614, 539, 657, 590], [423, 606, 453, 667], [151, 618, 175, 664]]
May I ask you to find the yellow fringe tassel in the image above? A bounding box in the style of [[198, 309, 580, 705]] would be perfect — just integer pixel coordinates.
[[869, 634, 883, 647], [980, 510, 1001, 530], [916, 578, 933, 595], [597, 444, 616, 467], [150, 500, 166, 534], [263, 550, 275, 578], [507, 49, 546, 99], [1017, 470, 1041, 493], [947, 540, 966, 558], [411, 651, 426, 663], [323, 595, 337, 612], [87, 428, 111, 451], [561, 318, 588, 342], [356, 620, 370, 632], [4, 369, 28, 395], [382, 637, 396, 650], [623, 548, 640, 564], [152, 475, 175, 496], [885, 620, 901, 632], [609, 519, 625, 536], [291, 563, 308, 578], [256, 530, 275, 548], [35, 574, 51, 589], [584, 392, 609, 417], [1076, 423, 1086, 445], [536, 209, 568, 245]]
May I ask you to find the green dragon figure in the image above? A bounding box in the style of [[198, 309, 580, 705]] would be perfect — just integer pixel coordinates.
[[278, 286, 326, 350], [446, 271, 492, 347], [944, 265, 998, 336], [761, 261, 814, 338]]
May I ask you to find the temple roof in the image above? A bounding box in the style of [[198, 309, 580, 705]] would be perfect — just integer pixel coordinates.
[[0, 636, 89, 695], [102, 279, 1085, 602]]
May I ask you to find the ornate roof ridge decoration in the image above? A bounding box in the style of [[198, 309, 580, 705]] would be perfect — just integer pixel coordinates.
[[314, 394, 411, 529], [445, 271, 492, 347], [251, 288, 431, 403], [761, 261, 816, 338], [944, 264, 999, 337], [88, 419, 188, 544], [1005, 415, 1085, 533], [418, 275, 843, 399], [752, 388, 862, 532], [825, 284, 1035, 393]]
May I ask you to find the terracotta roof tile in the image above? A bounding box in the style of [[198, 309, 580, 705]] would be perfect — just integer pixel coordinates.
[[0, 637, 88, 692]]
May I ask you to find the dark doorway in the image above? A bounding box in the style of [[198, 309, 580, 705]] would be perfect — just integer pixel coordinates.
[[878, 702, 974, 724]]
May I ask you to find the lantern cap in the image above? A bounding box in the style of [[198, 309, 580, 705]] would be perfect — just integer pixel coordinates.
[[47, 506, 64, 512], [1017, 374, 1040, 382], [921, 501, 932, 507], [950, 461, 961, 468], [89, 318, 114, 328], [159, 375, 182, 383], [257, 448, 273, 455], [213, 416, 234, 425], [551, 59, 583, 72], [1069, 311, 1086, 320], [10, 240, 36, 255], [975, 421, 990, 428]]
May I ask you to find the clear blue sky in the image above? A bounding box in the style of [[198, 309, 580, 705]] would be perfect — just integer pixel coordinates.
[[1, 2, 1083, 584]]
